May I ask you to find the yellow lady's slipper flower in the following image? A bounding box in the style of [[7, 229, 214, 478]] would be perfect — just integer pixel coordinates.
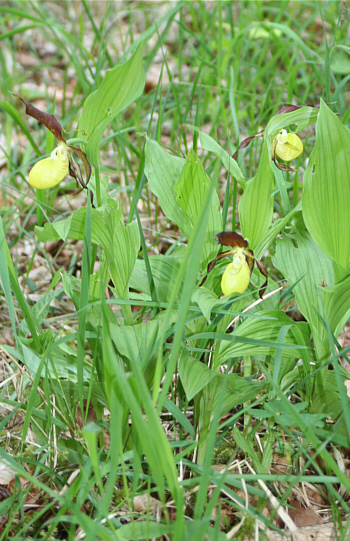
[[29, 145, 69, 189], [200, 231, 268, 299], [14, 96, 91, 197], [274, 129, 303, 161], [221, 249, 251, 296]]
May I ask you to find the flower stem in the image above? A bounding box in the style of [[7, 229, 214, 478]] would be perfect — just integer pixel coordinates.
[[94, 165, 101, 208], [243, 355, 252, 431], [35, 189, 45, 226]]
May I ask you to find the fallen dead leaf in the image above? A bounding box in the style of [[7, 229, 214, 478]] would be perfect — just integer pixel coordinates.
[[27, 265, 51, 285], [0, 460, 16, 485], [133, 494, 163, 516], [75, 400, 97, 429], [288, 499, 324, 527], [305, 486, 326, 506]]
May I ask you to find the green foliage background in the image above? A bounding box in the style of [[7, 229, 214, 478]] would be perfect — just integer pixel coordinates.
[[1, 1, 350, 539]]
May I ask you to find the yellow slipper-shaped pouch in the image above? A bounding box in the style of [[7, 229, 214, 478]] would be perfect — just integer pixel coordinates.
[[29, 145, 69, 189], [221, 250, 251, 296], [275, 129, 303, 161]]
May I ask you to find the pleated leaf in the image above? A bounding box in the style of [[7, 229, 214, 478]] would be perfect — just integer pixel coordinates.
[[109, 310, 177, 366], [174, 151, 222, 268], [303, 100, 350, 268], [35, 204, 122, 244], [273, 230, 334, 360], [129, 255, 181, 303], [178, 348, 216, 401], [104, 220, 140, 298], [79, 44, 145, 167], [322, 274, 350, 337], [144, 138, 190, 233], [238, 141, 274, 250], [188, 126, 245, 187], [218, 310, 309, 363]]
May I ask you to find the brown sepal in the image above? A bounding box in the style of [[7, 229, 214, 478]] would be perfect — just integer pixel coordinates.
[[273, 156, 294, 172], [69, 154, 86, 188], [232, 130, 264, 160], [199, 250, 233, 287], [15, 94, 65, 143], [215, 231, 248, 249], [245, 251, 255, 277], [256, 259, 268, 298], [68, 152, 94, 207], [68, 145, 92, 186], [274, 104, 303, 116], [274, 103, 319, 116]]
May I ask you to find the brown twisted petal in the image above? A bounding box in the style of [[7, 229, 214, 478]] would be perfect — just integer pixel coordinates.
[[15, 94, 65, 143]]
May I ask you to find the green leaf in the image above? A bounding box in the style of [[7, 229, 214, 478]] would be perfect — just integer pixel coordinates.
[[199, 373, 266, 427], [218, 310, 309, 363], [78, 44, 145, 167], [129, 255, 181, 303], [178, 348, 216, 401], [21, 342, 91, 382], [0, 217, 17, 338], [36, 204, 138, 304], [109, 310, 176, 367], [174, 151, 222, 267], [104, 220, 140, 299], [35, 203, 122, 243], [188, 126, 245, 187], [273, 230, 334, 360], [254, 205, 300, 260], [19, 289, 62, 337], [191, 286, 223, 324], [264, 105, 319, 148], [116, 521, 176, 541], [144, 138, 189, 232], [303, 100, 350, 268], [261, 400, 326, 429], [330, 46, 350, 75], [238, 141, 274, 250], [322, 273, 350, 337], [232, 427, 267, 474]]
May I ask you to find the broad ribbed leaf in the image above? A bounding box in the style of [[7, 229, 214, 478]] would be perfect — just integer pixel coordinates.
[[178, 348, 216, 401], [129, 255, 181, 303], [218, 310, 309, 363], [254, 206, 300, 260], [191, 286, 224, 323], [174, 151, 222, 267], [79, 44, 145, 167], [35, 204, 122, 243], [109, 310, 176, 366], [36, 204, 139, 300], [273, 230, 334, 360], [238, 141, 274, 249], [322, 274, 350, 337], [201, 374, 267, 422], [264, 105, 319, 150], [188, 126, 245, 187], [144, 139, 190, 232], [104, 220, 140, 298], [303, 100, 350, 268]]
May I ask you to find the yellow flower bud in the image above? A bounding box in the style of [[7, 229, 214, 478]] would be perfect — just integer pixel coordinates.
[[274, 129, 303, 161], [221, 250, 251, 296], [29, 145, 69, 189]]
